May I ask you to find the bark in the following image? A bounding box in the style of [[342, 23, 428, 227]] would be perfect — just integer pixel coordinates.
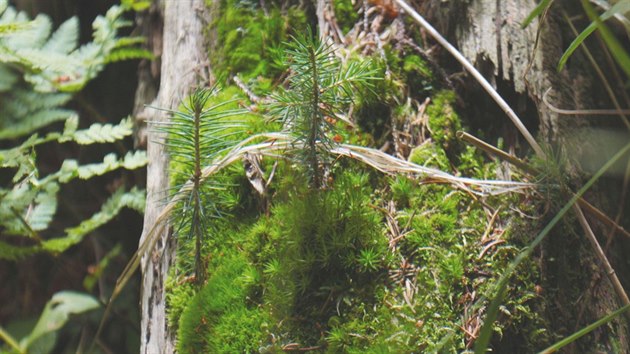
[[419, 0, 630, 351], [421, 0, 594, 142], [135, 1, 210, 353]]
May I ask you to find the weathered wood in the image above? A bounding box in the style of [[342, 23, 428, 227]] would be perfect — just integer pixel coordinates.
[[420, 0, 582, 140], [137, 1, 210, 353]]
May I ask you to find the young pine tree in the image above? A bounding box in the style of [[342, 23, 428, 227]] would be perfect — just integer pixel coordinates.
[[157, 88, 243, 285], [270, 34, 377, 189]]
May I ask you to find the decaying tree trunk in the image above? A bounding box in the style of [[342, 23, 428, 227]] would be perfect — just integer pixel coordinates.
[[419, 0, 630, 350], [135, 1, 210, 353]]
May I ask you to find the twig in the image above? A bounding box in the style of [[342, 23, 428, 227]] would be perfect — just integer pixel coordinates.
[[232, 75, 268, 104], [457, 131, 532, 172], [574, 205, 630, 318], [543, 88, 630, 117]]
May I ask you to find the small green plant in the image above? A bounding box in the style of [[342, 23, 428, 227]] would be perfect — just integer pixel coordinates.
[[156, 87, 245, 284], [0, 0, 152, 138], [270, 33, 377, 188], [0, 291, 99, 354]]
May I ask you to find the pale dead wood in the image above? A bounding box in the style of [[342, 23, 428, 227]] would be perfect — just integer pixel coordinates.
[[138, 1, 210, 353]]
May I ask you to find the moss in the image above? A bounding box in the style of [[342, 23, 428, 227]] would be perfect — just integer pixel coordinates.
[[168, 149, 547, 351], [176, 253, 269, 353], [166, 24, 549, 352], [401, 54, 434, 94], [210, 0, 308, 82], [333, 0, 360, 34], [408, 140, 451, 170], [426, 90, 462, 151]]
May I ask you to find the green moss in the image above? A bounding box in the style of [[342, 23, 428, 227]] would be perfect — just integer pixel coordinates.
[[426, 90, 462, 151], [408, 140, 451, 170], [166, 26, 549, 352], [165, 276, 195, 332], [333, 0, 360, 34], [177, 253, 269, 353], [210, 0, 308, 82]]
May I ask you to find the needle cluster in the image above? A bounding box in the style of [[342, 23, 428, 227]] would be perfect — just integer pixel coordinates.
[[270, 34, 376, 189], [158, 87, 244, 284]]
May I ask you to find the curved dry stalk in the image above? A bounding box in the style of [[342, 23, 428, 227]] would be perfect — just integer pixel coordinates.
[[334, 144, 534, 195], [543, 88, 630, 117]]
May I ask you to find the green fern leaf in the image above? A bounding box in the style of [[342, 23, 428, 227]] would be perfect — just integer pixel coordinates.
[[42, 16, 78, 54], [60, 115, 79, 140], [0, 108, 74, 140], [73, 117, 133, 145], [121, 0, 151, 12], [105, 47, 153, 63], [2, 90, 72, 115], [26, 182, 59, 231], [41, 187, 145, 253], [57, 150, 147, 183], [0, 21, 28, 35], [0, 64, 18, 91], [4, 14, 51, 49], [0, 240, 39, 260], [112, 36, 146, 48], [0, 183, 38, 235]]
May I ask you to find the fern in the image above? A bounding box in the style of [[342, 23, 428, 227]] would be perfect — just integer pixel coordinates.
[[56, 150, 148, 182], [42, 187, 145, 254], [0, 0, 148, 139], [73, 116, 133, 144], [0, 116, 147, 259], [0, 186, 145, 260]]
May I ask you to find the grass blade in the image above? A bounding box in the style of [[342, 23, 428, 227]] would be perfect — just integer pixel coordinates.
[[474, 142, 630, 353], [558, 0, 630, 72], [538, 304, 630, 353], [522, 0, 554, 28]]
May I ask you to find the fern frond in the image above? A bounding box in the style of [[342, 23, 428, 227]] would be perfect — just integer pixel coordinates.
[[121, 0, 152, 12], [2, 14, 51, 48], [41, 187, 146, 253], [0, 21, 28, 35], [112, 36, 146, 48], [0, 240, 39, 260], [0, 108, 74, 140], [26, 182, 59, 231], [56, 150, 147, 183], [0, 64, 17, 91], [0, 192, 30, 235], [42, 16, 78, 54], [105, 47, 153, 63], [73, 117, 133, 145]]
